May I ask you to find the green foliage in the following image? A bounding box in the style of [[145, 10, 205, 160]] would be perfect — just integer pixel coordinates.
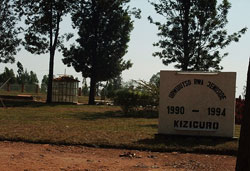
[[62, 0, 139, 104], [0, 0, 21, 63], [16, 61, 26, 84], [41, 75, 48, 93], [81, 78, 89, 96], [16, 0, 73, 55], [0, 67, 16, 84], [103, 75, 123, 98], [135, 80, 159, 106], [149, 0, 247, 71], [17, 61, 24, 76], [114, 73, 161, 114], [41, 75, 48, 86], [114, 89, 135, 113], [114, 86, 157, 114], [28, 71, 39, 84], [0, 64, 38, 86], [149, 72, 160, 88], [16, 62, 38, 85]]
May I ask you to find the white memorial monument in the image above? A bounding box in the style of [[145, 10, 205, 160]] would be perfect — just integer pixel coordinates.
[[159, 71, 236, 138]]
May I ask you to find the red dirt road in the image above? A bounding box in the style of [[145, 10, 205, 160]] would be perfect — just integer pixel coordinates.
[[0, 141, 236, 171]]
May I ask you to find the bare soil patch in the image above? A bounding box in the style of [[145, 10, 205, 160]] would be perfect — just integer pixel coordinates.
[[0, 141, 235, 171]]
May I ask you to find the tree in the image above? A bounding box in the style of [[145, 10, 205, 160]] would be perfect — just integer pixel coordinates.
[[0, 67, 16, 83], [17, 70, 29, 85], [62, 0, 139, 104], [81, 78, 89, 96], [16, 0, 74, 103], [105, 75, 123, 98], [0, 0, 21, 63], [28, 71, 39, 85], [16, 61, 26, 84], [236, 59, 250, 170], [242, 84, 246, 99], [149, 72, 160, 88], [16, 62, 38, 85], [17, 61, 24, 76], [149, 0, 247, 71], [41, 75, 48, 86], [41, 75, 48, 92]]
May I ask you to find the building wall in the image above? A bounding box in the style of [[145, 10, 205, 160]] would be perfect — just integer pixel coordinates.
[[52, 81, 78, 103]]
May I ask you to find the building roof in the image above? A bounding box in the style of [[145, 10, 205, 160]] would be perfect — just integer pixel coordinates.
[[53, 76, 80, 82]]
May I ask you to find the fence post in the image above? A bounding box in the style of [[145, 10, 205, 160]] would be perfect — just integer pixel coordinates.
[[7, 83, 10, 92], [78, 88, 82, 96], [36, 85, 39, 94], [21, 84, 24, 93]]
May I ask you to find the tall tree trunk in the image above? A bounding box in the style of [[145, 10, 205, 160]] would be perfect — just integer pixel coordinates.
[[46, 50, 54, 103], [88, 0, 98, 105], [46, 1, 61, 104], [236, 58, 250, 170], [46, 0, 54, 104], [89, 75, 96, 105], [181, 0, 191, 71]]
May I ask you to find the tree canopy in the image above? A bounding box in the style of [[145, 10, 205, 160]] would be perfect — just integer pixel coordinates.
[[149, 0, 247, 71], [16, 62, 39, 85], [149, 72, 160, 88], [0, 0, 21, 64], [0, 65, 38, 85], [0, 67, 16, 83], [62, 0, 139, 104]]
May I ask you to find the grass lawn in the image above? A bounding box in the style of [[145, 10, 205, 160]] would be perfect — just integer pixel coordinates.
[[0, 100, 240, 155]]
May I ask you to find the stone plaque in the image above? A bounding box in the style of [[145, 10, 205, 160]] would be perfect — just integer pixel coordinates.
[[159, 71, 236, 138]]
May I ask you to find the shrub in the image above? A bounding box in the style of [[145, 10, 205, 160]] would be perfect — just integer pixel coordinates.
[[135, 80, 159, 107], [114, 88, 157, 114], [114, 88, 138, 114]]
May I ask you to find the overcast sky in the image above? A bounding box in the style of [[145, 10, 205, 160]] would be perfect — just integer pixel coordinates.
[[1, 0, 249, 97]]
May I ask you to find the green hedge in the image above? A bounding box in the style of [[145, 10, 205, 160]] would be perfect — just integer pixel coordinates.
[[114, 88, 157, 114]]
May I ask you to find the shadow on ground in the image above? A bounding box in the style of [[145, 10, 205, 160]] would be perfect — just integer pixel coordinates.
[[136, 135, 238, 155], [72, 110, 159, 120]]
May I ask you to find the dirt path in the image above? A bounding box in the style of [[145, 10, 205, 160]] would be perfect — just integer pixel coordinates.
[[0, 141, 236, 171]]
